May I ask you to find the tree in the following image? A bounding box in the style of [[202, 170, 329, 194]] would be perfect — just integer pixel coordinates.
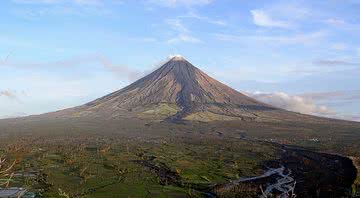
[[0, 157, 16, 188]]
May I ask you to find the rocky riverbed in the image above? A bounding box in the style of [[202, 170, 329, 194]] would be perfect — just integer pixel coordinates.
[[133, 142, 357, 197]]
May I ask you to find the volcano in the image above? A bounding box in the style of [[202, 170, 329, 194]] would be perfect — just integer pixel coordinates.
[[47, 56, 335, 123], [1, 56, 359, 198]]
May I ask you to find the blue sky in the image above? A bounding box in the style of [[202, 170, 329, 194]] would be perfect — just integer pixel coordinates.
[[0, 0, 360, 121]]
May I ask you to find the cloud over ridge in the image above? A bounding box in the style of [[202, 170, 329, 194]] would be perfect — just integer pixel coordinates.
[[247, 91, 335, 116]]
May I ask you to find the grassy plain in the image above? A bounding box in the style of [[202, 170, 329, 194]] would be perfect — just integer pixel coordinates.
[[0, 116, 359, 197]]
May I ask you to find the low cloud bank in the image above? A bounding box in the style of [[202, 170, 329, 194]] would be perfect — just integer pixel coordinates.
[[247, 91, 360, 122], [247, 91, 335, 116]]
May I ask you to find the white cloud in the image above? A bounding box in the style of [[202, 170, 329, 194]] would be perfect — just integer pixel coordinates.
[[324, 18, 347, 26], [165, 18, 202, 44], [97, 56, 146, 81], [178, 12, 227, 26], [215, 31, 327, 46], [73, 0, 102, 6], [164, 12, 225, 44], [324, 18, 360, 30], [251, 9, 293, 28], [213, 33, 242, 41], [0, 112, 27, 119], [255, 31, 326, 45], [0, 53, 11, 65], [248, 92, 335, 117], [11, 0, 117, 19], [167, 34, 202, 44], [0, 90, 18, 100], [250, 3, 311, 29], [166, 18, 190, 34], [330, 43, 347, 51], [148, 0, 212, 7], [128, 37, 157, 43], [12, 0, 62, 4], [270, 4, 309, 20], [299, 90, 360, 122], [12, 0, 103, 6], [247, 91, 360, 122], [313, 59, 360, 66], [0, 54, 144, 81], [300, 90, 360, 101]]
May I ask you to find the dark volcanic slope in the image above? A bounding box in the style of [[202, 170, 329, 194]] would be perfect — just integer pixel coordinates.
[[79, 56, 274, 120], [90, 56, 265, 108], [46, 56, 346, 123]]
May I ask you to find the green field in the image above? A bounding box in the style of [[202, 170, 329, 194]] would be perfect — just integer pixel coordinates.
[[0, 117, 359, 197]]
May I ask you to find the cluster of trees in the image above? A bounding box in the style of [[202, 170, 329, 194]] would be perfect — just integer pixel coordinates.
[[0, 156, 16, 187]]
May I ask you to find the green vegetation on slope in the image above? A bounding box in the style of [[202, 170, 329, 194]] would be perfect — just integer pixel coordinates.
[[139, 103, 179, 120]]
